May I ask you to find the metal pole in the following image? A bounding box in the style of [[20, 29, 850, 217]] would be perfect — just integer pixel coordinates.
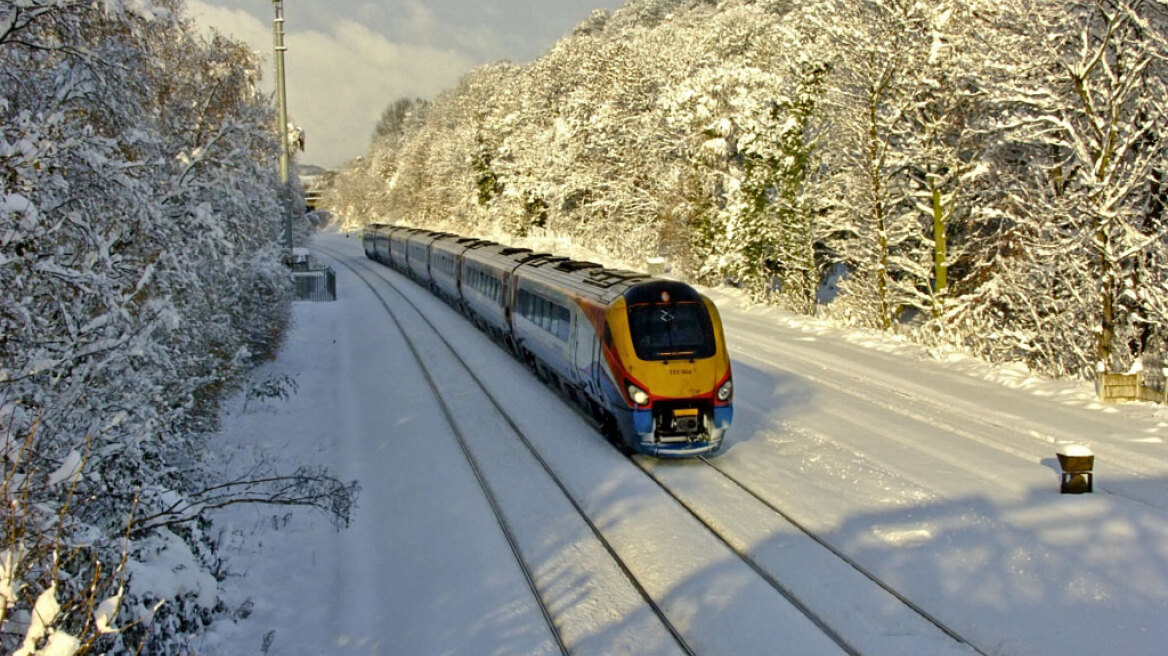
[[272, 0, 293, 252]]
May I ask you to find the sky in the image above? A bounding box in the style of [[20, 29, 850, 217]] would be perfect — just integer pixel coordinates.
[[194, 228, 1168, 655], [186, 1, 625, 170]]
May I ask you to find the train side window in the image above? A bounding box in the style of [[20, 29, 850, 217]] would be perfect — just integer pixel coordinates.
[[555, 305, 570, 341], [550, 302, 560, 336]]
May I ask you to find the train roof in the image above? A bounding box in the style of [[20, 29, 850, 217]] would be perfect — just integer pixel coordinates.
[[516, 254, 652, 303], [382, 224, 673, 303], [431, 235, 490, 255]]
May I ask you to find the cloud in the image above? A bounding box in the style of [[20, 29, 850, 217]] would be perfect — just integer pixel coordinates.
[[287, 20, 473, 167], [186, 1, 474, 168], [185, 2, 270, 55]]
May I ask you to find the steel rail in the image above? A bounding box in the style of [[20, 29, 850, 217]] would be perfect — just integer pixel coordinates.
[[322, 247, 569, 656]]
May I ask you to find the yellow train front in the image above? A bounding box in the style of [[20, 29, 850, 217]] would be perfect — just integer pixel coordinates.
[[506, 255, 733, 457], [597, 280, 733, 456]]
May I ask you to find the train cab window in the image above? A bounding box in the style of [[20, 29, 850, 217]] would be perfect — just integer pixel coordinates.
[[627, 302, 716, 361]]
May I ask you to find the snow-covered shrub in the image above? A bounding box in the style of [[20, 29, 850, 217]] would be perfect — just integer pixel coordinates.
[[1, 428, 133, 656], [0, 1, 353, 653]]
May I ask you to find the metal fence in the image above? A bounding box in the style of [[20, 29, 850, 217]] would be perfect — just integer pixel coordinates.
[[293, 267, 336, 302], [288, 249, 336, 302]]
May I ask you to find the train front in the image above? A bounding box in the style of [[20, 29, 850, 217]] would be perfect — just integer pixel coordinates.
[[606, 281, 733, 456]]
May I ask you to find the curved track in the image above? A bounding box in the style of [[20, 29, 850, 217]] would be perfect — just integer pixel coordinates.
[[316, 243, 987, 656], [319, 244, 694, 654]]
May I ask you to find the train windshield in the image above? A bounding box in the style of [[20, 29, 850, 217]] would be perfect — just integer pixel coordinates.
[[627, 301, 716, 361]]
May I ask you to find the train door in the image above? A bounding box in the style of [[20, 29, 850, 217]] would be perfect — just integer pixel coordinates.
[[572, 315, 600, 399]]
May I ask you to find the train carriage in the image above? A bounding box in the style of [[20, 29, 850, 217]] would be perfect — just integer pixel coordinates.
[[405, 230, 446, 283], [386, 226, 417, 272], [460, 243, 532, 341], [361, 224, 380, 260], [513, 260, 732, 455], [429, 236, 484, 304], [510, 255, 584, 387]]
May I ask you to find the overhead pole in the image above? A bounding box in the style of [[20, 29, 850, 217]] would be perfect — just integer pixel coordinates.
[[272, 0, 293, 252]]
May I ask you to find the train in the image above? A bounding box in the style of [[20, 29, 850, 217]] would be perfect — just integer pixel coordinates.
[[361, 224, 734, 457]]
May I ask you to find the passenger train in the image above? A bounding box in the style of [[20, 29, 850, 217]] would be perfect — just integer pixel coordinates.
[[361, 224, 733, 457]]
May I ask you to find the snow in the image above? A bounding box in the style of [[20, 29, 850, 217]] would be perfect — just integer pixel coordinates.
[[44, 450, 83, 487], [201, 230, 1168, 655], [15, 585, 62, 656], [1058, 444, 1094, 458], [94, 593, 123, 634], [127, 530, 219, 610], [0, 544, 21, 613]]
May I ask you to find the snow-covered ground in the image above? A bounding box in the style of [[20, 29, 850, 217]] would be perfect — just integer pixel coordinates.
[[199, 231, 1168, 655]]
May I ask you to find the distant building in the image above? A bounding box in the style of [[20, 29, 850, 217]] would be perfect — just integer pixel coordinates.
[[297, 165, 332, 211]]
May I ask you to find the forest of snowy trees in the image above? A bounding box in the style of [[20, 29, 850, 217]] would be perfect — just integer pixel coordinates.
[[0, 1, 349, 653], [326, 0, 1168, 382]]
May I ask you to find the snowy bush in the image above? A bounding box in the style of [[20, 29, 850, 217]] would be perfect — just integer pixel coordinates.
[[1, 1, 354, 652]]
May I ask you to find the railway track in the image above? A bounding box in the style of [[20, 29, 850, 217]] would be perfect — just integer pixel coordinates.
[[725, 324, 1168, 490], [315, 242, 985, 655], [634, 455, 988, 656], [318, 244, 692, 655]]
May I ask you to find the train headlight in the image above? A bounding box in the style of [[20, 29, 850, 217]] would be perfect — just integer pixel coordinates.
[[716, 377, 733, 402], [626, 383, 650, 406]]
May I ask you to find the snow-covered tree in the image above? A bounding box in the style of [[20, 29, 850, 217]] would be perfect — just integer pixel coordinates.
[[327, 0, 1168, 384], [1, 2, 354, 652]]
